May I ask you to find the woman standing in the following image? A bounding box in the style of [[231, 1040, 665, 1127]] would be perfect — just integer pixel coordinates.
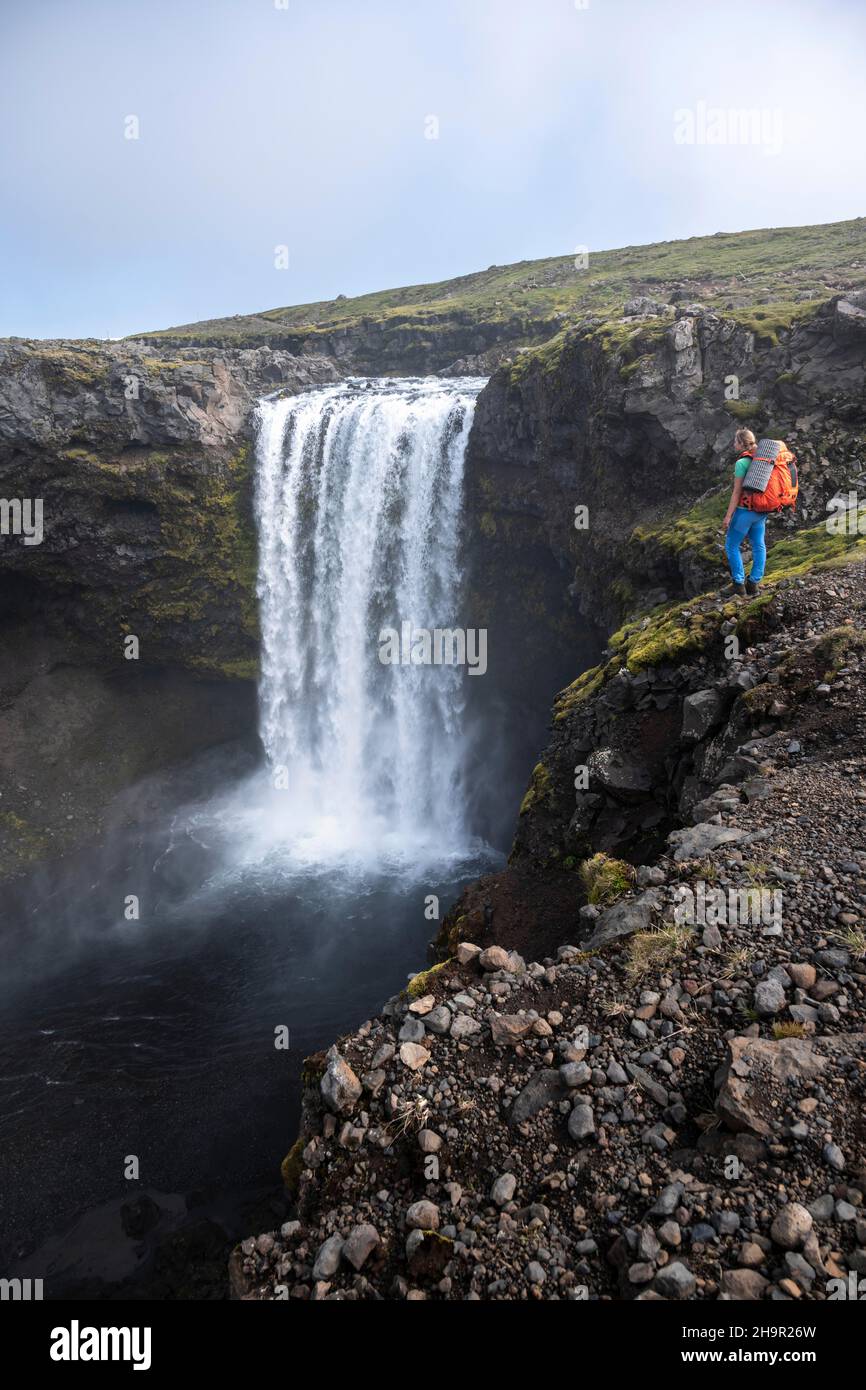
[[723, 427, 766, 597]]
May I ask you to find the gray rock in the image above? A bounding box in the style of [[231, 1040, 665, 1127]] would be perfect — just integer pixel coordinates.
[[424, 1005, 453, 1035], [770, 1204, 812, 1250], [490, 1173, 517, 1207], [682, 688, 726, 742], [399, 1016, 426, 1043], [312, 1232, 343, 1280], [650, 1182, 684, 1216], [450, 1013, 482, 1040], [560, 1061, 591, 1088], [567, 1103, 596, 1143], [320, 1049, 362, 1114], [823, 1142, 845, 1171], [583, 889, 662, 950], [754, 978, 786, 1016], [667, 823, 748, 860], [652, 1261, 696, 1298], [405, 1200, 440, 1231], [510, 1069, 565, 1125], [342, 1223, 380, 1271]]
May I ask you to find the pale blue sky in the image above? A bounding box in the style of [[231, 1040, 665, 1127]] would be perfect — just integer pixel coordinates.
[[1, 0, 864, 340]]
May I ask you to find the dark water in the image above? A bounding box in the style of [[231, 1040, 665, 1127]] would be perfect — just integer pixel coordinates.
[[0, 749, 495, 1293]]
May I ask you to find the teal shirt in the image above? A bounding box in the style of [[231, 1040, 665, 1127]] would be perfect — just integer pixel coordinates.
[[734, 454, 752, 479]]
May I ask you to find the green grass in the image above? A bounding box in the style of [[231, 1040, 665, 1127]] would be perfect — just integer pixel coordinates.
[[580, 852, 635, 905], [131, 217, 866, 348]]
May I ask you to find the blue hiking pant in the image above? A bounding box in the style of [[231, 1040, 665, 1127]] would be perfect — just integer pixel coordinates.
[[726, 506, 767, 585]]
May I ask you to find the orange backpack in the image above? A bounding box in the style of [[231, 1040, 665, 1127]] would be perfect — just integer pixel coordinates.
[[740, 439, 799, 513]]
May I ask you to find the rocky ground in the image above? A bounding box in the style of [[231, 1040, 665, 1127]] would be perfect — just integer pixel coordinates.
[[232, 556, 866, 1301]]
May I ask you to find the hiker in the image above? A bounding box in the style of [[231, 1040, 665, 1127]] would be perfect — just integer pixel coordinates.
[[723, 428, 765, 596], [723, 429, 799, 596]]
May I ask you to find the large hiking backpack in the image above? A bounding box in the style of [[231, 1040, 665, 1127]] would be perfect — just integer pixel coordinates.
[[741, 438, 799, 513]]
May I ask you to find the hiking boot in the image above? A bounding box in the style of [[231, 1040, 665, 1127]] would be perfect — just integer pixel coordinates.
[[745, 578, 760, 596], [730, 581, 746, 597]]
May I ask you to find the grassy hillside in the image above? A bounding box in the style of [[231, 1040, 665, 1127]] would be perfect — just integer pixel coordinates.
[[134, 217, 866, 349]]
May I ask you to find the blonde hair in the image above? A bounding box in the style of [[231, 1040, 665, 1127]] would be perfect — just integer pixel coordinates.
[[734, 428, 756, 453]]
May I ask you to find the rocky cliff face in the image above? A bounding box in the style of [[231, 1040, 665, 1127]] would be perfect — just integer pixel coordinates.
[[234, 530, 866, 1305], [465, 292, 866, 637], [0, 339, 338, 874]]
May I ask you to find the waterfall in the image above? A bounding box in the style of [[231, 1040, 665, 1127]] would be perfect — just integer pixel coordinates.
[[252, 377, 486, 867]]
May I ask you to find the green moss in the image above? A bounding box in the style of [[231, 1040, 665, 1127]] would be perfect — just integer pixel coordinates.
[[813, 624, 866, 680], [38, 346, 110, 388], [61, 446, 103, 465], [580, 852, 634, 906], [554, 663, 609, 721], [406, 960, 452, 998], [630, 492, 728, 569], [727, 298, 822, 347], [724, 398, 762, 420], [620, 601, 734, 673], [519, 762, 552, 815], [763, 518, 866, 579], [280, 1137, 305, 1197]]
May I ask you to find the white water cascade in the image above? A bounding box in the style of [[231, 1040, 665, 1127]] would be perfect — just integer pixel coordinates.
[[251, 377, 487, 869]]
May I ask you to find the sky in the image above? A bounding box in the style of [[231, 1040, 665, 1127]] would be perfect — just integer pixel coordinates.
[[1, 0, 864, 340]]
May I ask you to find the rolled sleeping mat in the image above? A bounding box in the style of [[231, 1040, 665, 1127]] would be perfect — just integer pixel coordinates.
[[742, 439, 782, 493]]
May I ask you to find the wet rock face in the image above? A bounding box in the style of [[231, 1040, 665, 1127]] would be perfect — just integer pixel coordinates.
[[0, 339, 339, 876]]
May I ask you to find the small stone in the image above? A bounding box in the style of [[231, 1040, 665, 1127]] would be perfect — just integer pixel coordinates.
[[567, 1105, 596, 1143], [786, 963, 816, 989], [342, 1224, 379, 1271], [490, 1013, 534, 1046], [417, 1129, 442, 1154], [560, 1061, 591, 1088], [424, 1006, 452, 1036], [770, 1203, 812, 1250], [478, 945, 512, 972], [408, 994, 436, 1016], [754, 978, 786, 1017], [721, 1269, 769, 1300], [399, 1042, 431, 1071], [399, 1016, 426, 1043], [490, 1173, 517, 1207], [526, 1261, 546, 1285], [320, 1050, 362, 1114], [456, 942, 482, 965], [312, 1233, 343, 1280], [823, 1142, 845, 1172], [450, 1013, 481, 1040], [739, 1242, 766, 1268], [653, 1261, 696, 1298], [405, 1200, 440, 1231]]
